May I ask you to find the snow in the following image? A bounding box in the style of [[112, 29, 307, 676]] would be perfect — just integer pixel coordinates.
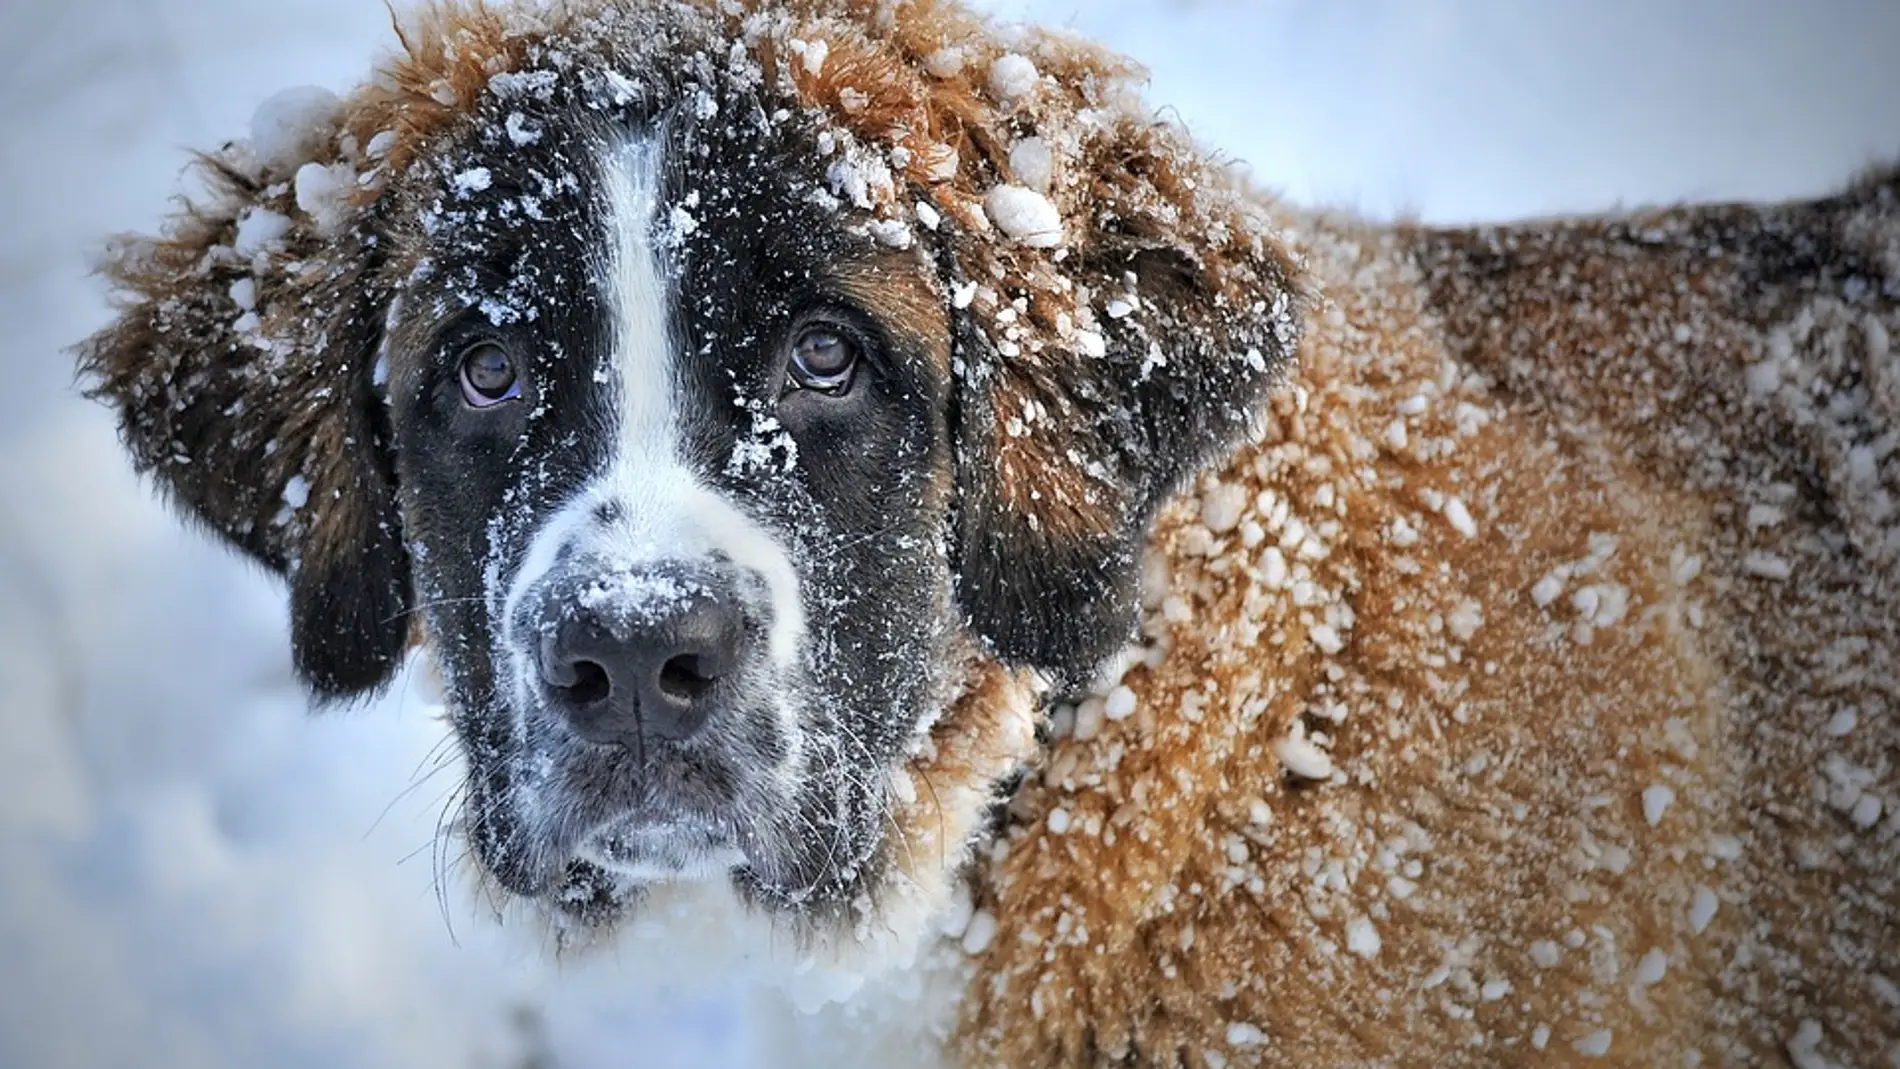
[[987, 53, 1039, 101], [1824, 707, 1859, 737], [1849, 794, 1884, 829], [983, 184, 1063, 247], [232, 207, 293, 258], [1787, 1019, 1838, 1069], [923, 48, 965, 79], [248, 85, 341, 175], [1344, 917, 1381, 959], [1277, 734, 1335, 781], [1574, 1029, 1614, 1057], [1442, 496, 1478, 538], [1446, 599, 1483, 641], [1634, 947, 1669, 986], [960, 909, 999, 955], [1007, 136, 1055, 191], [791, 37, 828, 77], [1199, 482, 1249, 534], [1307, 623, 1344, 655], [1641, 784, 1675, 827], [1224, 1022, 1267, 1047], [1689, 886, 1720, 934], [7, 1, 1898, 1067], [280, 474, 311, 510], [505, 111, 543, 146], [1743, 550, 1794, 580], [1531, 569, 1568, 608], [452, 167, 495, 196], [1072, 696, 1106, 741], [294, 160, 357, 235], [863, 218, 913, 249]]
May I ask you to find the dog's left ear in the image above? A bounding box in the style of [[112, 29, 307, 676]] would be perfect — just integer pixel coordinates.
[[936, 109, 1303, 685], [76, 156, 412, 701]]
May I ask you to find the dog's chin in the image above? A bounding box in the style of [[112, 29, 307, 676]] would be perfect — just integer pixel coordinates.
[[496, 815, 752, 939], [576, 812, 747, 884]]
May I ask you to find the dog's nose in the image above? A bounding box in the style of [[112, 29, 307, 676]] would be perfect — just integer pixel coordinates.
[[538, 564, 749, 748]]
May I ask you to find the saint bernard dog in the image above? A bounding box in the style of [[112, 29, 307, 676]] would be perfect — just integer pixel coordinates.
[[77, 0, 1898, 1065]]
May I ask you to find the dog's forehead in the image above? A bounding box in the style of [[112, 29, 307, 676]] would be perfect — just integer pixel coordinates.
[[385, 84, 932, 345]]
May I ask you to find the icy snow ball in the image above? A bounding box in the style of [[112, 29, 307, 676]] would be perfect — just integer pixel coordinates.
[[988, 54, 1040, 101], [249, 86, 343, 177], [984, 185, 1064, 248]]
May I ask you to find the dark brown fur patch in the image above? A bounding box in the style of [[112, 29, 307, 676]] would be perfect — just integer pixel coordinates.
[[76, 157, 410, 695]]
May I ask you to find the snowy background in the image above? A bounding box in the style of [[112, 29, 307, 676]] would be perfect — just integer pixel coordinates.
[[1, 1, 1895, 1066]]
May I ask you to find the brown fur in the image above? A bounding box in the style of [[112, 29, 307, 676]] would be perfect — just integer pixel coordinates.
[[832, 255, 953, 378], [890, 654, 1040, 915], [961, 183, 1900, 1065]]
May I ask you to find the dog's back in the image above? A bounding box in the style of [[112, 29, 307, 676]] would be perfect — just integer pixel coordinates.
[[963, 170, 1900, 1067]]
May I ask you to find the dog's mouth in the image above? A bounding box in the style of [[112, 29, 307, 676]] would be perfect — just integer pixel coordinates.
[[461, 702, 833, 910], [574, 808, 746, 883], [471, 792, 761, 932], [462, 728, 896, 932]]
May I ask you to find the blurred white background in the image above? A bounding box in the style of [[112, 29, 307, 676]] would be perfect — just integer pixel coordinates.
[[1, 1, 1895, 1066]]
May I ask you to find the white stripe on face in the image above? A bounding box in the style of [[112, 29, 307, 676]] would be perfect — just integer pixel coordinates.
[[603, 134, 675, 471], [502, 133, 806, 692]]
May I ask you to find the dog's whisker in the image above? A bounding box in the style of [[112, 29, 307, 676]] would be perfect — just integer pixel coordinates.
[[378, 596, 498, 628]]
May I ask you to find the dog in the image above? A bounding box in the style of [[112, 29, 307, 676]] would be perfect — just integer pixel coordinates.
[[77, 0, 1898, 1065]]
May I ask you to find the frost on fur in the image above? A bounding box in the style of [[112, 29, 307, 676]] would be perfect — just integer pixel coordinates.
[[78, 0, 1305, 693]]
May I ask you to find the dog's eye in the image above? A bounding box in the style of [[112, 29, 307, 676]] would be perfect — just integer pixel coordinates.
[[787, 327, 859, 395], [459, 342, 521, 407]]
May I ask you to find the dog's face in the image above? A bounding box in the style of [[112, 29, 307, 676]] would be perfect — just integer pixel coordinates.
[[78, 0, 1299, 943], [388, 99, 966, 913]]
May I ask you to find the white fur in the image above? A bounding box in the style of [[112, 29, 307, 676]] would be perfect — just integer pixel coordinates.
[[498, 132, 810, 873], [488, 132, 963, 1054], [503, 132, 806, 673]]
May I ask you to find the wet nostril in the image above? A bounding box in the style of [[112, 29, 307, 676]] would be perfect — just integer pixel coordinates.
[[657, 653, 718, 702], [537, 561, 751, 746], [561, 659, 612, 706]]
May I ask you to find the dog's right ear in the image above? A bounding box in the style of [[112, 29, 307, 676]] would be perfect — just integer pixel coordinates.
[[71, 6, 557, 700], [76, 153, 412, 701]]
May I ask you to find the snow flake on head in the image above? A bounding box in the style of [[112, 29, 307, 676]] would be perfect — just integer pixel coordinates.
[[452, 167, 494, 197], [248, 86, 343, 177], [984, 185, 1062, 248], [293, 161, 359, 235], [987, 53, 1040, 102], [727, 389, 800, 477], [489, 68, 560, 102]]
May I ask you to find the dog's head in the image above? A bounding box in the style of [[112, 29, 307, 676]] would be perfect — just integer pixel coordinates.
[[78, 0, 1299, 949]]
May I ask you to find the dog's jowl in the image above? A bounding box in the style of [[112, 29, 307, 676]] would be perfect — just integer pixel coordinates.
[[77, 1, 1898, 1066]]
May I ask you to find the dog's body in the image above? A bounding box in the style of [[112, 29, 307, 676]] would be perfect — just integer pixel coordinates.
[[954, 195, 1900, 1067], [78, 1, 1897, 1065]]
